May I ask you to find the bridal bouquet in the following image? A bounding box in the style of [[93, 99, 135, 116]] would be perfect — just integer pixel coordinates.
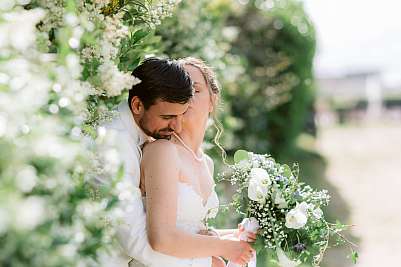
[[220, 150, 358, 267]]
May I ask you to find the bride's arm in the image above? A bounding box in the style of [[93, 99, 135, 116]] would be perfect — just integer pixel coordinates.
[[142, 140, 251, 261], [213, 228, 256, 242], [143, 140, 224, 258], [213, 229, 237, 237]]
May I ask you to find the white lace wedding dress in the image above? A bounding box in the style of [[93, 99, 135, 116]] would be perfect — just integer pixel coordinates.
[[143, 181, 219, 267]]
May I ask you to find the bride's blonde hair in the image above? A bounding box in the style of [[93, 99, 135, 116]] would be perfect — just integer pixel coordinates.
[[178, 57, 226, 161]]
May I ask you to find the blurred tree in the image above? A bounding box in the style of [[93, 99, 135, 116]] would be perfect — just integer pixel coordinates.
[[227, 0, 317, 159], [157, 0, 317, 162]]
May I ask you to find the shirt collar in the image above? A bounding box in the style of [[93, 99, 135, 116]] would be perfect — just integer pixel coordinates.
[[118, 102, 149, 146]]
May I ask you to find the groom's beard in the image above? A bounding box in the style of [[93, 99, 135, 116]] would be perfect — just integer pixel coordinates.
[[152, 128, 174, 140], [139, 118, 173, 139]]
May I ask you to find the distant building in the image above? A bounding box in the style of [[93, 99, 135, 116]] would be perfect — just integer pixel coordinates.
[[316, 71, 401, 124]]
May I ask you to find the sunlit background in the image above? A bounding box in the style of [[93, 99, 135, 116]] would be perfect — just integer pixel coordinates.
[[305, 1, 401, 266]]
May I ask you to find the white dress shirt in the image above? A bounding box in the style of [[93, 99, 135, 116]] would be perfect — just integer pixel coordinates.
[[100, 102, 153, 267]]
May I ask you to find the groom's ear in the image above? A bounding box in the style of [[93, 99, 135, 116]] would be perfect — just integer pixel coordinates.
[[130, 96, 144, 115]]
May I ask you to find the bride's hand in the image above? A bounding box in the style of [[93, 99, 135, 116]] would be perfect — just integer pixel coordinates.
[[221, 239, 254, 266], [212, 256, 226, 267], [199, 229, 254, 265]]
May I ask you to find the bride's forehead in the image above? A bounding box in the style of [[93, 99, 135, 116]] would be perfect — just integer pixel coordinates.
[[184, 65, 206, 84]]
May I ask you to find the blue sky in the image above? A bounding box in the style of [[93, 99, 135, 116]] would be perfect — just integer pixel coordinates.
[[304, 0, 401, 86]]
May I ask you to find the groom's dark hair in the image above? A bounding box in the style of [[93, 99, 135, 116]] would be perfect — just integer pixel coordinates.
[[128, 57, 193, 110]]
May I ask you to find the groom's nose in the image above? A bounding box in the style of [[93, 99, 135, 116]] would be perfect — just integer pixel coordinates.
[[169, 116, 183, 133]]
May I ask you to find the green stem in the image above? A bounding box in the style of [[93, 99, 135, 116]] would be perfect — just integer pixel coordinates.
[[313, 220, 330, 266]]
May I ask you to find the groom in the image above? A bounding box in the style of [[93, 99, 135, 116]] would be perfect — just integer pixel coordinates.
[[103, 57, 193, 267]]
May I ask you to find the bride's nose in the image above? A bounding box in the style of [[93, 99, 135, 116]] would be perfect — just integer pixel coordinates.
[[169, 116, 183, 133]]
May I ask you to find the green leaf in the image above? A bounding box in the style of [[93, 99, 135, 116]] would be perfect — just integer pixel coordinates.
[[351, 250, 358, 264], [281, 164, 292, 178], [132, 29, 149, 43], [234, 149, 249, 163]]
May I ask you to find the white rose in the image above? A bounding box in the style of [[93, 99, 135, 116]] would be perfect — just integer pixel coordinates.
[[285, 202, 309, 229], [0, 0, 15, 11], [248, 177, 269, 202], [250, 168, 271, 186], [285, 209, 307, 229], [248, 168, 272, 202]]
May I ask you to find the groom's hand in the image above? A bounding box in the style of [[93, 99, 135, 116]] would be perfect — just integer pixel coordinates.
[[198, 229, 219, 237]]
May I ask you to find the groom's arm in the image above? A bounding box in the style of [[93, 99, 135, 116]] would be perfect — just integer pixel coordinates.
[[111, 130, 153, 265]]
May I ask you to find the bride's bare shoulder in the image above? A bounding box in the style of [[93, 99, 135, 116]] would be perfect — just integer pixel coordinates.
[[142, 139, 178, 161]]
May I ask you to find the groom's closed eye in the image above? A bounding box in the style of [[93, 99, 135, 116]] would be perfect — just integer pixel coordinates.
[[160, 110, 187, 120], [160, 115, 176, 120]]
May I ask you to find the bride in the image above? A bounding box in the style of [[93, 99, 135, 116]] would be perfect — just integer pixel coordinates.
[[139, 57, 256, 267]]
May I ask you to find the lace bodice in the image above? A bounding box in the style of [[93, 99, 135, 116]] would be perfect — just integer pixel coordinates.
[[176, 182, 219, 233]]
